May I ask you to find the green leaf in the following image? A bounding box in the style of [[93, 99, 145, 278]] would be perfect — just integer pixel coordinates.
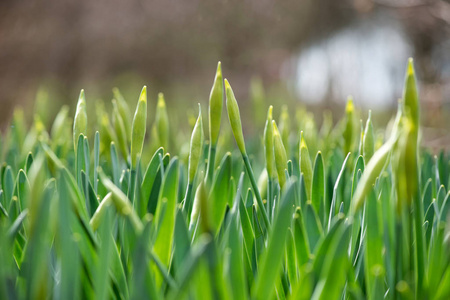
[[3, 166, 14, 209], [15, 169, 30, 213], [56, 172, 81, 300], [436, 184, 446, 212], [304, 202, 323, 251], [252, 179, 296, 300], [225, 207, 248, 300], [311, 151, 325, 224], [93, 131, 100, 194], [422, 178, 433, 217], [364, 188, 384, 300], [293, 207, 310, 267], [173, 209, 191, 272], [153, 158, 179, 286], [130, 217, 159, 300], [148, 153, 170, 215], [81, 170, 98, 218], [210, 152, 232, 233], [329, 152, 351, 230], [311, 222, 351, 300], [312, 214, 345, 276]]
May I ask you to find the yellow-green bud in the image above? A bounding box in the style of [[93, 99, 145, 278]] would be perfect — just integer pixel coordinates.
[[209, 62, 224, 147], [390, 99, 404, 140], [131, 86, 147, 168], [225, 79, 246, 155], [392, 116, 409, 213], [299, 131, 313, 200], [99, 170, 143, 232], [90, 193, 113, 231], [358, 119, 364, 156], [352, 134, 397, 213], [155, 93, 169, 150], [188, 104, 204, 183], [363, 110, 375, 161], [97, 103, 118, 154], [402, 58, 420, 205], [279, 105, 291, 157], [112, 99, 129, 160], [272, 120, 287, 188], [189, 180, 208, 232], [73, 89, 87, 151], [113, 87, 132, 141], [403, 58, 419, 131], [51, 105, 69, 142], [264, 106, 275, 179], [343, 96, 355, 154]]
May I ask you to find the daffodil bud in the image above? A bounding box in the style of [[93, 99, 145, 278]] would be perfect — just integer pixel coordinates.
[[51, 105, 69, 143], [188, 104, 204, 183], [209, 62, 223, 147], [403, 58, 419, 131], [392, 116, 409, 213], [363, 110, 375, 161], [73, 89, 87, 151], [131, 86, 147, 168], [343, 96, 355, 154], [352, 134, 397, 213], [264, 106, 275, 179], [272, 120, 287, 188], [225, 79, 246, 155], [113, 87, 132, 141], [299, 131, 313, 200], [402, 58, 420, 204], [112, 99, 129, 160], [155, 93, 169, 150], [279, 105, 290, 157]]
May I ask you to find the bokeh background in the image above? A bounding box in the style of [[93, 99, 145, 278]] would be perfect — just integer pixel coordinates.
[[1, 0, 449, 149]]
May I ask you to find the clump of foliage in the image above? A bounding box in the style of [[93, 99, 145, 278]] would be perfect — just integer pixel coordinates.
[[0, 59, 449, 300]]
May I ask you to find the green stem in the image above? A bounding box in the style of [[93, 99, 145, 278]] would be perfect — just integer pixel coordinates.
[[182, 182, 194, 217], [394, 220, 403, 300], [268, 178, 273, 217], [128, 169, 136, 206], [243, 155, 270, 229], [413, 186, 426, 298], [206, 145, 216, 186]]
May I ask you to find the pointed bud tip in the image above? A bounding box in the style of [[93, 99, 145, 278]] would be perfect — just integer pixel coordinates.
[[346, 97, 354, 112], [139, 86, 147, 102], [407, 58, 414, 76], [300, 131, 308, 148], [272, 120, 279, 134], [157, 93, 165, 107], [267, 105, 273, 119], [79, 89, 85, 101], [224, 78, 231, 90], [215, 61, 223, 78]]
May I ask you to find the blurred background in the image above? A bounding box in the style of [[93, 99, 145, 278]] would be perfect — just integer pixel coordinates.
[[0, 0, 449, 149]]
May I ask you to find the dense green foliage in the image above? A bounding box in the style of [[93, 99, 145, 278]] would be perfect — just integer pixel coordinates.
[[0, 59, 449, 300]]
